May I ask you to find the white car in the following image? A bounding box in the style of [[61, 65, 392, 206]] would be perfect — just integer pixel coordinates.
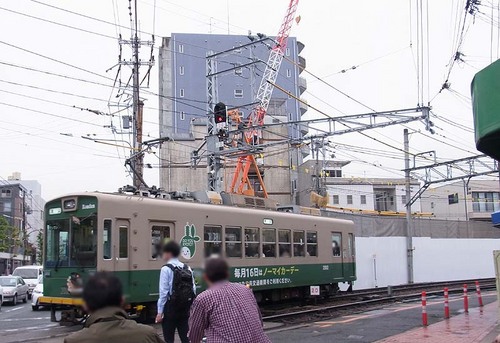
[[12, 265, 43, 299], [0, 276, 29, 305], [31, 275, 43, 311]]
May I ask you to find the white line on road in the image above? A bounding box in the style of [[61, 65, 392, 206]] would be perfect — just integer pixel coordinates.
[[0, 317, 50, 322], [1, 323, 58, 333], [3, 307, 23, 313]]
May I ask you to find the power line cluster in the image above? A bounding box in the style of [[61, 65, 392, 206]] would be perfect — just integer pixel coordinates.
[[0, 0, 490, 192]]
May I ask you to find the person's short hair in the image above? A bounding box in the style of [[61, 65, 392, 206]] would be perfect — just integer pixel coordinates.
[[83, 272, 122, 312], [162, 240, 181, 257], [204, 257, 229, 283]]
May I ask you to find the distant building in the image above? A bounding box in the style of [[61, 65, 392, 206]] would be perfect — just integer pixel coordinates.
[[0, 182, 28, 274], [157, 33, 308, 204], [420, 179, 500, 221], [297, 160, 422, 212], [6, 172, 44, 243]]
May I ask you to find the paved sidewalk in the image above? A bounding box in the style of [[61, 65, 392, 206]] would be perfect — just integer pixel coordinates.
[[376, 301, 498, 343]]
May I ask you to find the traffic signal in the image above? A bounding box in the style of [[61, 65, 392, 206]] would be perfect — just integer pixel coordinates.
[[214, 102, 227, 124]]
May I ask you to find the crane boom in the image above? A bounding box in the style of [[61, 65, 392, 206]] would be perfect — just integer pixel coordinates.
[[229, 0, 299, 197]]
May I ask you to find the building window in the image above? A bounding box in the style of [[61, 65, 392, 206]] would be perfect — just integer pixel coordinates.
[[360, 195, 366, 205], [336, 170, 342, 177], [179, 88, 185, 98], [448, 193, 459, 205], [286, 47, 290, 56], [1, 189, 11, 198], [472, 192, 499, 213], [3, 202, 11, 212], [234, 63, 242, 75], [178, 44, 184, 53], [179, 66, 185, 75], [402, 195, 407, 204], [286, 69, 291, 77], [234, 89, 243, 98], [332, 195, 339, 205], [180, 111, 186, 120], [347, 195, 353, 205]]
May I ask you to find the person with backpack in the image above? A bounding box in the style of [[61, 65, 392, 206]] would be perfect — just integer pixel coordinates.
[[156, 241, 196, 343]]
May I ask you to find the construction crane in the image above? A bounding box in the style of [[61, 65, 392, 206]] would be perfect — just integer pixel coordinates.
[[229, 0, 300, 198]]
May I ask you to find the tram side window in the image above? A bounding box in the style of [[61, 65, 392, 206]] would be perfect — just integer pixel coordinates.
[[307, 231, 318, 257], [332, 232, 342, 257], [293, 231, 305, 257], [278, 229, 291, 258], [225, 227, 242, 258], [204, 225, 222, 257], [151, 226, 170, 259], [262, 229, 276, 258], [245, 228, 260, 258], [103, 220, 112, 260], [119, 226, 128, 258]]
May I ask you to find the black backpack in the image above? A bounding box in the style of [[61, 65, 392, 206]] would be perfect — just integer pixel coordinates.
[[164, 264, 195, 318]]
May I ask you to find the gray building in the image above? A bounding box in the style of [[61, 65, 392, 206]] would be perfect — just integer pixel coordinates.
[[6, 172, 44, 243], [297, 160, 422, 213], [0, 182, 28, 273], [158, 33, 307, 204], [420, 179, 500, 221]]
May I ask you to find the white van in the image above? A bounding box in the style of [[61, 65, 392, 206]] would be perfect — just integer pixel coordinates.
[[12, 265, 43, 299]]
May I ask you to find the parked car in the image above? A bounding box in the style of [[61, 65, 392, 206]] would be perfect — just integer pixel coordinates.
[[0, 284, 3, 310], [12, 265, 43, 299], [0, 276, 29, 305], [31, 275, 43, 311]]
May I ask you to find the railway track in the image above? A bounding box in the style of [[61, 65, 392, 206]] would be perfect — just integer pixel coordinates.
[[262, 278, 496, 323]]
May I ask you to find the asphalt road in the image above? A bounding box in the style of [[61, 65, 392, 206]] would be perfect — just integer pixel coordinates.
[[0, 291, 496, 342], [0, 301, 79, 343]]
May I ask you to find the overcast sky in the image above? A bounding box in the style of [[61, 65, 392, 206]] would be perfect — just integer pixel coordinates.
[[0, 0, 495, 200]]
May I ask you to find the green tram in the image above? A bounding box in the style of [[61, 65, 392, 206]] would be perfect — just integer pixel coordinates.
[[39, 192, 356, 323], [472, 59, 500, 160]]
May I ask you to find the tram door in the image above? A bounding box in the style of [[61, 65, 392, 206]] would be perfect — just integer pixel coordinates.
[[344, 233, 356, 278], [331, 232, 344, 280], [114, 219, 131, 287]]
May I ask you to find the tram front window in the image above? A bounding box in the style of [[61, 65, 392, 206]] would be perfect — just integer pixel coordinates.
[[45, 216, 97, 268]]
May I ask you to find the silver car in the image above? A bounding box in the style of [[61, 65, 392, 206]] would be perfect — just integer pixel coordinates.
[[0, 276, 29, 305]]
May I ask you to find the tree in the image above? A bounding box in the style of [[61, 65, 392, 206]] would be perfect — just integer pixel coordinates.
[[36, 231, 43, 265], [0, 216, 22, 253]]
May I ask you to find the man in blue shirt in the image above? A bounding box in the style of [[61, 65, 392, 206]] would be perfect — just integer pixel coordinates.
[[155, 241, 196, 343]]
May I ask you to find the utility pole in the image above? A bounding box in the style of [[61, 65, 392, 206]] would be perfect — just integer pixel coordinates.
[[404, 128, 414, 284], [113, 0, 154, 190], [131, 0, 142, 190]]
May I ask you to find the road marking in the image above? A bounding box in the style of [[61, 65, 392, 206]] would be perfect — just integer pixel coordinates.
[[0, 323, 58, 333], [0, 317, 50, 322], [3, 307, 23, 313]]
